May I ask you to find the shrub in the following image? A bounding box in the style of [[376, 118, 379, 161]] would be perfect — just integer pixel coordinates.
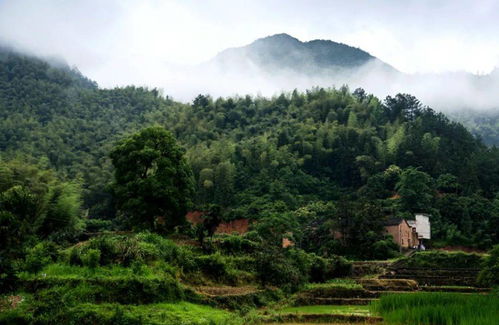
[[395, 250, 484, 269], [371, 239, 399, 260], [81, 249, 101, 269], [477, 245, 499, 287], [255, 247, 309, 290], [84, 219, 113, 233], [68, 246, 82, 266], [206, 234, 258, 255], [87, 235, 118, 265], [26, 274, 189, 305], [195, 253, 229, 280], [23, 241, 59, 273], [329, 255, 352, 277]]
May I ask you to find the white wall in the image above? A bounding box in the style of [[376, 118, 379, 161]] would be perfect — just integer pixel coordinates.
[[415, 214, 431, 239]]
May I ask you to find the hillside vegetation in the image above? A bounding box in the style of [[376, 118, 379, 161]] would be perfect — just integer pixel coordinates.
[[1, 44, 499, 325], [1, 47, 499, 252]]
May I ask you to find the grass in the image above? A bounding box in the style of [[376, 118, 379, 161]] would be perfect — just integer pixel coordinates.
[[70, 302, 243, 324], [280, 305, 371, 315], [372, 292, 499, 325], [0, 300, 242, 325], [395, 250, 484, 269], [305, 278, 362, 290], [18, 262, 174, 280]]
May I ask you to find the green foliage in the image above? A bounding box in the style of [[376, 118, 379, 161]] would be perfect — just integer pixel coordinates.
[[478, 245, 499, 287], [254, 246, 351, 290], [43, 302, 241, 325], [84, 218, 113, 233], [25, 275, 188, 305], [110, 126, 195, 232], [194, 253, 229, 281], [305, 278, 362, 290], [66, 233, 179, 267], [371, 238, 400, 260], [205, 234, 258, 255], [0, 160, 83, 291], [80, 249, 100, 269], [372, 292, 499, 325], [23, 242, 59, 274], [451, 109, 499, 146], [396, 167, 434, 212], [396, 250, 484, 269], [1, 48, 499, 256], [0, 160, 83, 242]]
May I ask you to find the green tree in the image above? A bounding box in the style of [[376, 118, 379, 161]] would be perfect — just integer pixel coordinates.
[[0, 159, 82, 291], [110, 126, 194, 232], [396, 167, 433, 212]]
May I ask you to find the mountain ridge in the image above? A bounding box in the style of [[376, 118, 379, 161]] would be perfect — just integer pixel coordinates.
[[210, 33, 397, 74]]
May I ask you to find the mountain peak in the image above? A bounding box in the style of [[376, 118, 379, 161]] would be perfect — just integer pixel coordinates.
[[256, 33, 301, 43], [212, 33, 393, 73]]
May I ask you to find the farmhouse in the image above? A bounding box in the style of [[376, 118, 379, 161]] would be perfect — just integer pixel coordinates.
[[384, 214, 431, 249], [384, 218, 419, 249]]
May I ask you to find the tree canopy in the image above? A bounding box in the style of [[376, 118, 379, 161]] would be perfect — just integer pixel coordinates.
[[1, 48, 499, 250], [110, 126, 194, 232]]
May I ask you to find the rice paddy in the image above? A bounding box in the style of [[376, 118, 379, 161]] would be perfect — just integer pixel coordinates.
[[372, 292, 499, 325]]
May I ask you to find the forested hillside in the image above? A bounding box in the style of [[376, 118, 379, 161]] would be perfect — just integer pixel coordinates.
[[450, 109, 499, 146], [1, 47, 499, 252]]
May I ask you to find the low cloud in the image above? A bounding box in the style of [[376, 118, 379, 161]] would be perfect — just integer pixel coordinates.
[[149, 56, 499, 114]]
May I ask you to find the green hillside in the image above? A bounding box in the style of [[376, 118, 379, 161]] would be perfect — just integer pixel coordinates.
[[0, 47, 498, 251]]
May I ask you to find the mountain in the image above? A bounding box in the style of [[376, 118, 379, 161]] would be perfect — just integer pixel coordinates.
[[210, 33, 397, 75], [0, 45, 499, 248]]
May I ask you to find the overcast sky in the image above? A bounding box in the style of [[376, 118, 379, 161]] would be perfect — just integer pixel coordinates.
[[1, 0, 499, 91]]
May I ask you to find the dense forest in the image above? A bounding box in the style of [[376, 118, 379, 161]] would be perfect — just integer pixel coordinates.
[[1, 46, 499, 257], [450, 109, 499, 146]]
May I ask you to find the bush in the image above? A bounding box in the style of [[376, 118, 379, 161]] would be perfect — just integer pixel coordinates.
[[372, 239, 399, 260], [478, 245, 499, 287], [395, 250, 484, 268], [86, 235, 118, 265], [81, 249, 101, 268], [309, 255, 329, 282], [308, 254, 352, 282], [23, 241, 59, 273], [206, 234, 258, 255], [25, 274, 189, 305], [255, 247, 310, 290], [64, 233, 204, 274], [84, 219, 113, 233], [195, 253, 229, 280], [329, 255, 353, 277]]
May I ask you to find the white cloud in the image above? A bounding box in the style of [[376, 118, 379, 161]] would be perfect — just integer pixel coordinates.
[[1, 0, 499, 104]]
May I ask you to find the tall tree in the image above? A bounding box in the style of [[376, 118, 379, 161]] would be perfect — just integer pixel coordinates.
[[396, 167, 433, 213], [110, 126, 194, 232]]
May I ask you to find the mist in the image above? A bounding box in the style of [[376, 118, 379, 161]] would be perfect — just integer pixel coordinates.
[[1, 0, 499, 113], [142, 53, 499, 115]]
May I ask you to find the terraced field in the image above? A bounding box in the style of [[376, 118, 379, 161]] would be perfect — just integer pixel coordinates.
[[254, 261, 495, 324], [2, 251, 496, 324]]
